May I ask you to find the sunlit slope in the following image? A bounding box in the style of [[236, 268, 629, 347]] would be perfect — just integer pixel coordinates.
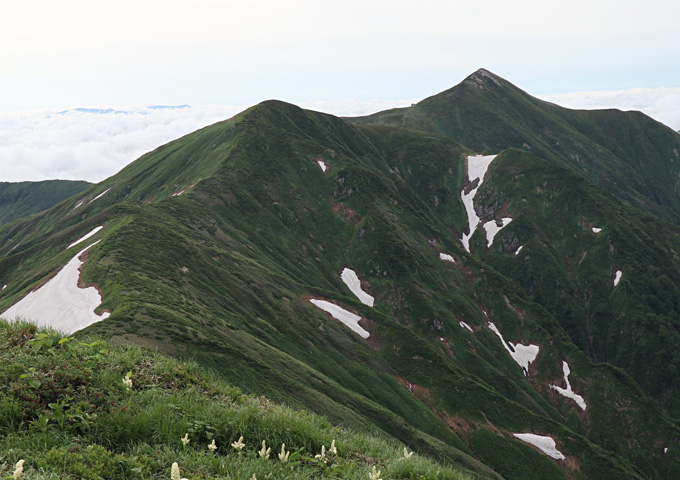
[[1, 101, 679, 479], [350, 69, 680, 224]]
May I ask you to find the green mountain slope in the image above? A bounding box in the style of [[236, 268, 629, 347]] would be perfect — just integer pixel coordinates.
[[0, 320, 474, 480], [1, 100, 679, 479], [469, 149, 680, 416], [0, 180, 91, 225], [350, 69, 680, 224]]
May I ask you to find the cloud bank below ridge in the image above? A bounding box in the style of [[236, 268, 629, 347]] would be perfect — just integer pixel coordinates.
[[1, 89, 678, 183]]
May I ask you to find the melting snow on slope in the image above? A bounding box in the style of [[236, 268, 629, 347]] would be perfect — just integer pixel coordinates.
[[488, 322, 539, 375], [88, 187, 111, 204], [460, 154, 496, 252], [1, 242, 110, 334], [317, 160, 327, 172], [550, 361, 587, 410], [340, 268, 374, 307], [309, 299, 369, 338], [459, 321, 473, 332], [483, 218, 513, 246], [614, 270, 622, 286], [592, 227, 602, 233], [67, 226, 103, 249], [513, 433, 565, 460], [439, 253, 455, 263], [515, 245, 523, 256]]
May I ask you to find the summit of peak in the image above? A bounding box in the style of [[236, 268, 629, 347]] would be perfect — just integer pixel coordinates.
[[465, 68, 503, 88]]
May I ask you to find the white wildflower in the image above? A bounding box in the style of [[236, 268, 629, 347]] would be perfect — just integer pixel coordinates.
[[369, 465, 382, 480], [278, 443, 290, 463], [181, 433, 190, 446], [122, 375, 132, 390], [170, 462, 188, 480], [208, 439, 217, 452], [250, 475, 257, 480], [329, 439, 337, 455], [13, 459, 25, 479], [403, 447, 413, 459], [258, 440, 271, 459], [232, 435, 246, 451], [315, 444, 327, 463]]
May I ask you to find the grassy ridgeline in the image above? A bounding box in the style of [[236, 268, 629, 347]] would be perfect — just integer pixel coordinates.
[[0, 319, 474, 480]]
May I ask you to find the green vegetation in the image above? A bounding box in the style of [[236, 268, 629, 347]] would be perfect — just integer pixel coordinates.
[[2, 79, 680, 479], [350, 68, 680, 224], [0, 180, 91, 226], [0, 319, 474, 479]]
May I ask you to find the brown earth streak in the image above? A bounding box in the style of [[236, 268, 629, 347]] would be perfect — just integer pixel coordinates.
[[330, 202, 364, 225], [394, 376, 432, 402]]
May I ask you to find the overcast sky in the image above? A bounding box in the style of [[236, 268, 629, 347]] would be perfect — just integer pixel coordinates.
[[2, 0, 679, 182]]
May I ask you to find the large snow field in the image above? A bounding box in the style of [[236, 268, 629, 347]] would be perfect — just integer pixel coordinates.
[[461, 154, 496, 252], [1, 242, 110, 334], [67, 226, 103, 249], [340, 268, 374, 307], [488, 321, 539, 375], [550, 361, 587, 410], [309, 299, 370, 338], [512, 433, 566, 460], [483, 217, 513, 246]]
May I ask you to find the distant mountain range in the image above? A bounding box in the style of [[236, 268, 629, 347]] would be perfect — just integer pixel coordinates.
[[2, 70, 680, 480]]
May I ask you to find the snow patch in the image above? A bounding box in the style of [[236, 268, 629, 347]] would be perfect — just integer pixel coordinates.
[[483, 217, 513, 246], [1, 242, 110, 334], [340, 268, 374, 307], [515, 245, 523, 256], [513, 433, 565, 460], [309, 299, 369, 338], [460, 154, 496, 252], [592, 227, 602, 233], [88, 187, 111, 204], [459, 321, 473, 332], [550, 361, 587, 410], [439, 253, 455, 263], [664, 447, 668, 453], [488, 321, 539, 375], [2, 284, 7, 290], [67, 226, 103, 249], [317, 160, 327, 172], [614, 270, 622, 286]]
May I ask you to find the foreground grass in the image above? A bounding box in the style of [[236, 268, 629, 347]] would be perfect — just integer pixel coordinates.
[[0, 319, 472, 479]]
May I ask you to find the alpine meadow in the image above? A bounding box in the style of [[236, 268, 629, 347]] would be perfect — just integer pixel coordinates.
[[2, 69, 680, 480]]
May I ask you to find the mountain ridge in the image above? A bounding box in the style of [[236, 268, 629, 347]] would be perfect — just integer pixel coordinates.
[[0, 179, 91, 226], [349, 69, 680, 224], [2, 77, 680, 479]]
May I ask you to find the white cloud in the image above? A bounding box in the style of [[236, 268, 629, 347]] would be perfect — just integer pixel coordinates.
[[0, 99, 417, 183], [0, 105, 243, 182], [1, 90, 678, 184], [537, 87, 680, 131]]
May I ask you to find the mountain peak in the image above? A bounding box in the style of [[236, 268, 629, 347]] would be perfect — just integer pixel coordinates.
[[464, 68, 503, 89]]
